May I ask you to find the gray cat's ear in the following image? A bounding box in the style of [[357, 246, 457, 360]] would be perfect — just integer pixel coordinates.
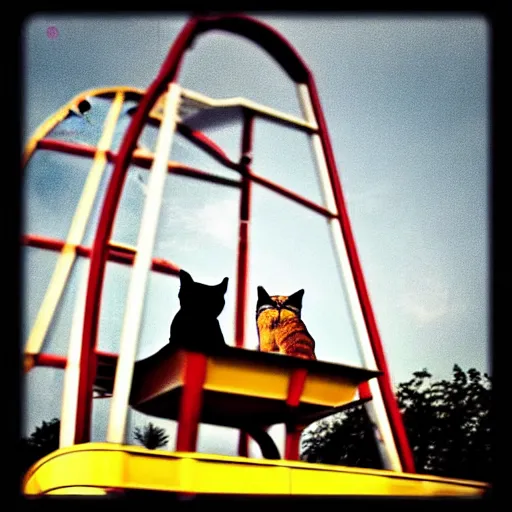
[[179, 269, 194, 285], [219, 277, 229, 294], [287, 289, 304, 308]]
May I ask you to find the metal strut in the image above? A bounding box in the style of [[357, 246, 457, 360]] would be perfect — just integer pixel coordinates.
[[53, 13, 416, 473]]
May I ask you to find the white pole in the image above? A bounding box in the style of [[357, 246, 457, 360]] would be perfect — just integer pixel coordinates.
[[58, 93, 125, 448], [59, 264, 90, 448], [25, 92, 124, 361], [296, 84, 402, 472], [106, 83, 181, 444]]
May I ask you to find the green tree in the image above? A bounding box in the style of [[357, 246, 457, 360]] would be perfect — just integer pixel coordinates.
[[133, 422, 169, 450], [301, 404, 382, 469], [20, 418, 61, 475], [300, 366, 492, 482]]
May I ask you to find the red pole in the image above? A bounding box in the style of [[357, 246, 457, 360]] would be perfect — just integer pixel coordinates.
[[176, 352, 208, 452], [235, 111, 254, 456], [75, 17, 200, 444], [284, 368, 308, 461], [234, 110, 254, 348], [306, 77, 416, 473]]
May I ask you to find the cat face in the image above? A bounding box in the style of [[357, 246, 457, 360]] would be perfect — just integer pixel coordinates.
[[256, 286, 304, 320], [178, 269, 228, 317]]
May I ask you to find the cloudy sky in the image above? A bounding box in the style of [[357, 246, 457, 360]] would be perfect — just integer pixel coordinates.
[[21, 12, 489, 457]]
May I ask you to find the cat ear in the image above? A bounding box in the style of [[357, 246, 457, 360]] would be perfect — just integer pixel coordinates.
[[179, 269, 194, 286], [287, 289, 304, 308], [257, 286, 272, 303], [219, 277, 229, 294]]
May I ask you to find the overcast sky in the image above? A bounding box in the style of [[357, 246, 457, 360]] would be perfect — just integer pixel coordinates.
[[22, 12, 489, 457]]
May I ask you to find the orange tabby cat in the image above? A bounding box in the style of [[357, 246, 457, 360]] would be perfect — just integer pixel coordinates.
[[256, 286, 316, 360]]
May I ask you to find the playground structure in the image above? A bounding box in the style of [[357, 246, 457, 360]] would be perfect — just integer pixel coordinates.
[[21, 14, 489, 497]]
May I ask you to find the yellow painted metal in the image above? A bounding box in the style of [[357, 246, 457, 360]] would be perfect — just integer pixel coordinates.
[[23, 443, 489, 497], [204, 356, 291, 400], [301, 374, 356, 407], [23, 90, 125, 366], [22, 86, 147, 167], [203, 352, 360, 407], [130, 347, 373, 415], [22, 85, 182, 374], [46, 487, 108, 495]]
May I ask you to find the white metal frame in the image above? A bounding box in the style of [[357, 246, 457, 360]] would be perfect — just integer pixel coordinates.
[[296, 83, 402, 472], [106, 83, 182, 444]]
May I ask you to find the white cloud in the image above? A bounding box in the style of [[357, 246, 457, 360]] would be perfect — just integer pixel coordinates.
[[160, 197, 240, 251], [193, 198, 239, 249], [398, 270, 466, 325]]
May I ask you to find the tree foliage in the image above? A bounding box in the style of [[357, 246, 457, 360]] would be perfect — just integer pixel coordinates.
[[20, 366, 491, 484], [19, 418, 61, 475], [300, 404, 382, 469], [133, 422, 169, 450], [20, 418, 170, 479], [301, 366, 492, 482]]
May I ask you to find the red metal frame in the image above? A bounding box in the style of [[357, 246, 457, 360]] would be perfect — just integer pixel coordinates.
[[28, 350, 117, 371], [234, 111, 254, 458], [176, 352, 208, 452], [22, 234, 181, 276], [284, 368, 308, 460], [25, 13, 415, 473], [358, 381, 372, 401], [234, 111, 254, 348], [35, 138, 242, 188], [305, 80, 415, 473]]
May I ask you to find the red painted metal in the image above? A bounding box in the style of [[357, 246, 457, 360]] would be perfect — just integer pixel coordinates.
[[176, 123, 240, 172], [358, 381, 372, 401], [36, 138, 104, 161], [175, 351, 208, 452], [304, 77, 416, 473], [21, 234, 181, 277], [74, 19, 219, 440], [237, 431, 249, 458], [47, 12, 415, 471], [284, 368, 308, 460], [192, 14, 311, 83], [37, 139, 334, 220], [234, 111, 254, 348], [286, 368, 308, 407], [250, 171, 335, 218], [235, 112, 254, 457], [21, 234, 86, 255], [34, 353, 67, 369], [174, 14, 414, 471], [284, 427, 302, 461], [36, 138, 241, 188], [76, 15, 242, 439], [27, 349, 118, 372]]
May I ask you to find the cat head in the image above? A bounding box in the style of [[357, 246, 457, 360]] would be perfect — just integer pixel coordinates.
[[178, 269, 229, 317], [256, 286, 304, 319]]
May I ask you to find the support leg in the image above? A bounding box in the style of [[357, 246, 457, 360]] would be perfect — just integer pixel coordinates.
[[176, 351, 207, 452], [238, 430, 249, 457], [284, 367, 308, 461], [285, 423, 304, 461]]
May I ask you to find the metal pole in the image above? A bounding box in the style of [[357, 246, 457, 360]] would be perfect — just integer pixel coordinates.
[[106, 83, 181, 444], [296, 83, 404, 472]]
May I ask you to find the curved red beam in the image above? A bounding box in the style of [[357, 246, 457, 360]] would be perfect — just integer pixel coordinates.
[[192, 14, 311, 83], [75, 14, 316, 445]]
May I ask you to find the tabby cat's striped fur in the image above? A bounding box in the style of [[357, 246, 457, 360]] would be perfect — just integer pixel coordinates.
[[256, 286, 316, 360]]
